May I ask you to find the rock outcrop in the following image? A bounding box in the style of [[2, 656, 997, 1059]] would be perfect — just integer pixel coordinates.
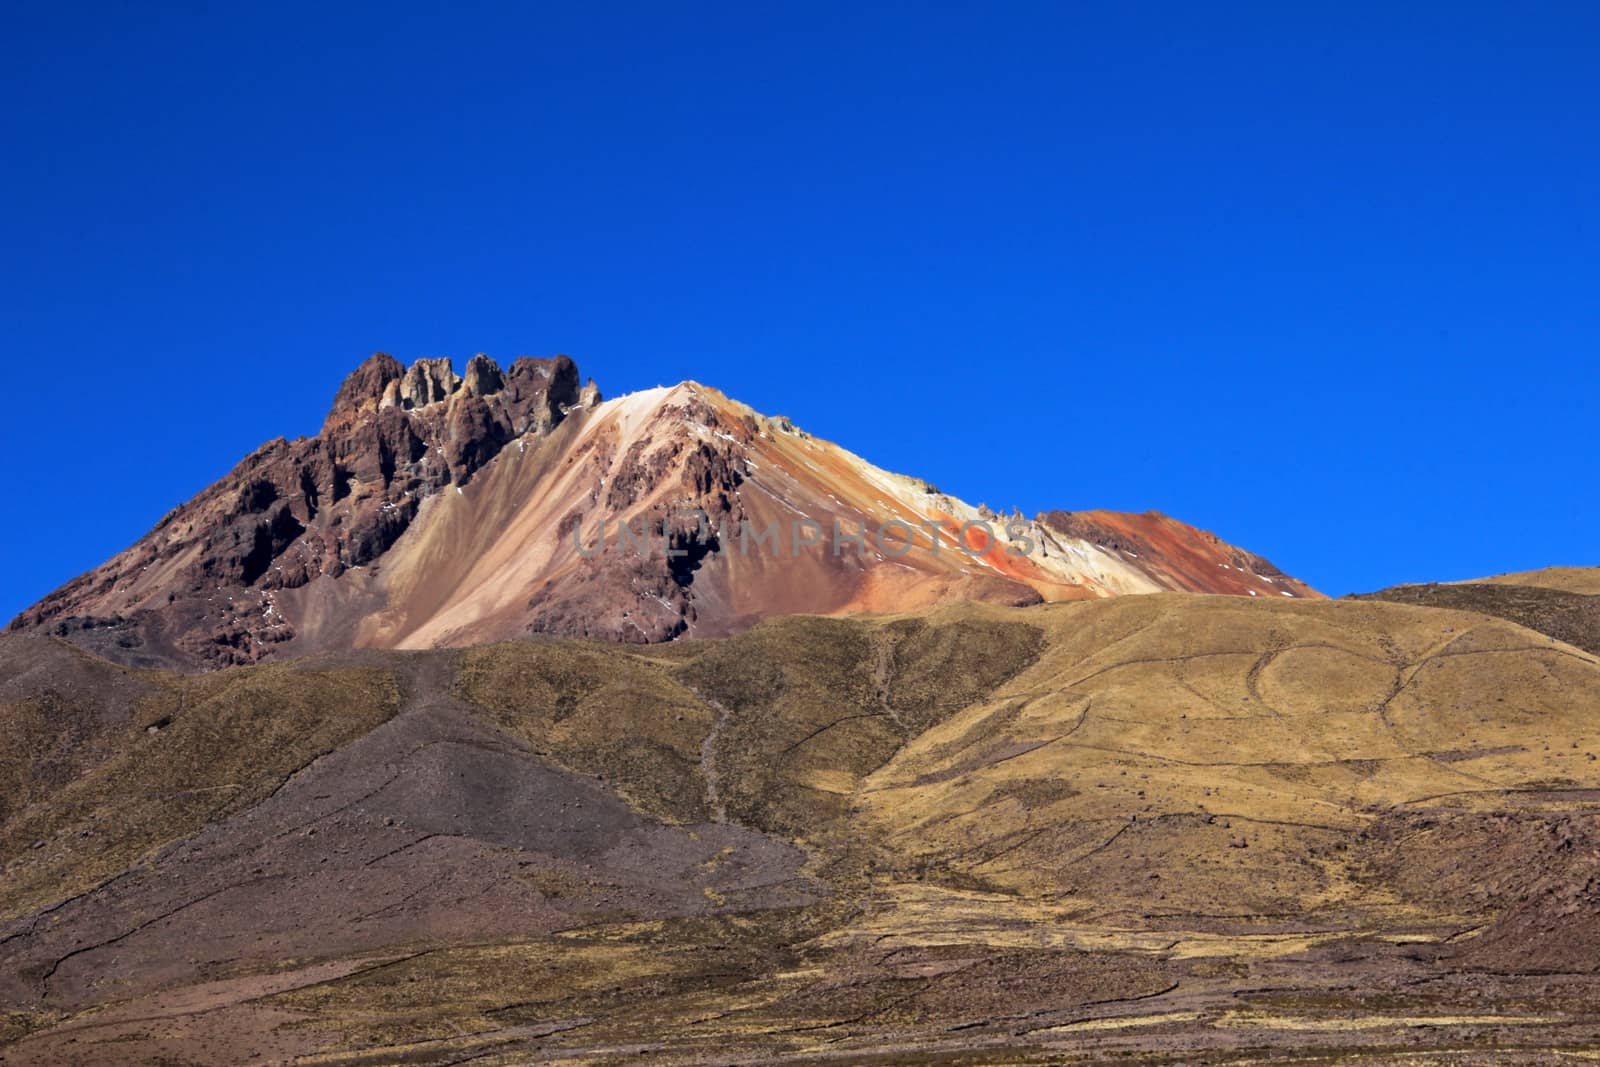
[[10, 353, 581, 667]]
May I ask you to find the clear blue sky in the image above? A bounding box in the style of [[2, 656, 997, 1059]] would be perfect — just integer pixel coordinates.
[[3, 3, 1596, 619]]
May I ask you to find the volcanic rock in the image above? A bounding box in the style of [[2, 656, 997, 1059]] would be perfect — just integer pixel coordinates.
[[9, 354, 1321, 668]]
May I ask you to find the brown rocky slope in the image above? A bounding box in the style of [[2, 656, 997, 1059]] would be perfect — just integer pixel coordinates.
[[9, 353, 1318, 669]]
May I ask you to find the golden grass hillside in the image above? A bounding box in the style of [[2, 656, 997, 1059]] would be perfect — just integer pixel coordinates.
[[6, 591, 1600, 1064], [1358, 574, 1600, 656], [1473, 565, 1600, 595], [857, 595, 1600, 922]]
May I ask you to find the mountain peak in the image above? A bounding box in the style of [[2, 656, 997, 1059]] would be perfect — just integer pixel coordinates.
[[324, 352, 592, 431], [10, 351, 1319, 668], [324, 351, 405, 428]]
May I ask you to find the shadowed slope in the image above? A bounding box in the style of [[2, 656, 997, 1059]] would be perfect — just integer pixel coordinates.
[[1356, 567, 1600, 655], [1472, 566, 1600, 595]]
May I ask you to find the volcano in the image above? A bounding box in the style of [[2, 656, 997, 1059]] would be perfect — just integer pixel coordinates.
[[9, 353, 1317, 668], [9, 354, 1600, 1066]]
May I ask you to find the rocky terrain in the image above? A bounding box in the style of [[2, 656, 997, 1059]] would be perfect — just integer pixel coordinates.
[[8, 354, 1316, 669], [8, 354, 601, 668], [3, 569, 1600, 1064], [5, 352, 1595, 1064]]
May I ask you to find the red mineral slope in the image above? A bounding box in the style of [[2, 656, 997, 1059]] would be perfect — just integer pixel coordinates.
[[9, 355, 1319, 667]]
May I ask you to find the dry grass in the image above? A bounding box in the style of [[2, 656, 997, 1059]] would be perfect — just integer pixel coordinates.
[[1358, 578, 1600, 655], [1471, 565, 1600, 595], [456, 639, 714, 822], [0, 661, 399, 919], [10, 585, 1600, 1063]]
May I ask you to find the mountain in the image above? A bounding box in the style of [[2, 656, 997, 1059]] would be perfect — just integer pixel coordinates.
[[3, 351, 1594, 1062], [5, 591, 1600, 1063], [8, 353, 1318, 669]]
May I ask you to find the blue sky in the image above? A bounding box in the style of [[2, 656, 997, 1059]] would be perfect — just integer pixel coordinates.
[[2, 2, 1596, 619]]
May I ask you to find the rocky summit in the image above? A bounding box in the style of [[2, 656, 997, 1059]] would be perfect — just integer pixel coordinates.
[[10, 353, 597, 667], [9, 353, 1317, 670]]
